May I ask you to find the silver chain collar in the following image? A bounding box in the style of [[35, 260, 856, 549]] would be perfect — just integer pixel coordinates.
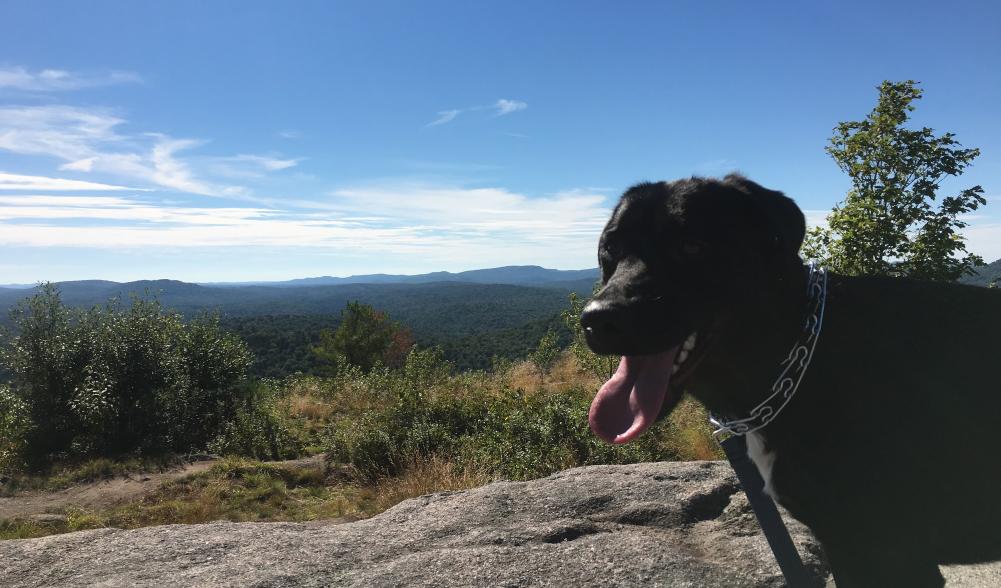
[[709, 263, 828, 438]]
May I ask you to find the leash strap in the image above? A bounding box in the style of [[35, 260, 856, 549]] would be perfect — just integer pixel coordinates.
[[720, 435, 815, 587]]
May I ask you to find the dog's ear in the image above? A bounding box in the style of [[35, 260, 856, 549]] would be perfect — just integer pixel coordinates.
[[724, 174, 805, 257]]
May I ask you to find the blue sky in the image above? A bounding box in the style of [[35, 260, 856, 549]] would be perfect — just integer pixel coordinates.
[[1, 0, 999, 283]]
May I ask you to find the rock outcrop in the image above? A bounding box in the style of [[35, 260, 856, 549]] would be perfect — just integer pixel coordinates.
[[5, 459, 997, 587], [2, 461, 834, 587], [4, 460, 995, 587]]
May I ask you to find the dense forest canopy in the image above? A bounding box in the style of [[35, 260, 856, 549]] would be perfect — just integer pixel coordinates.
[[0, 273, 594, 379]]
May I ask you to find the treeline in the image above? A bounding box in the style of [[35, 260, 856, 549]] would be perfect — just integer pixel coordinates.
[[220, 311, 573, 378], [220, 315, 332, 378]]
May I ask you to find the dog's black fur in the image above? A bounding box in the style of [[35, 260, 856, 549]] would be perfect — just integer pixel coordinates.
[[582, 174, 1001, 587]]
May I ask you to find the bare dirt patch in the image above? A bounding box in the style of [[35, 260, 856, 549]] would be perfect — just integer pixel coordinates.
[[0, 454, 326, 519]]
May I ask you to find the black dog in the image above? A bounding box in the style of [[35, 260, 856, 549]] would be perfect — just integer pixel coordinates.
[[581, 174, 1001, 587]]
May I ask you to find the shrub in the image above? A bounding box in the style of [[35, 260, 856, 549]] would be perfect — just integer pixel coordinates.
[[0, 385, 31, 472], [326, 346, 706, 482], [0, 285, 253, 467], [208, 382, 306, 460]]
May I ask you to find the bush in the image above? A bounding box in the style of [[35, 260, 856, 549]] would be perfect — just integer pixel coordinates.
[[326, 346, 702, 482], [0, 285, 253, 468], [208, 382, 306, 460], [0, 385, 31, 472]]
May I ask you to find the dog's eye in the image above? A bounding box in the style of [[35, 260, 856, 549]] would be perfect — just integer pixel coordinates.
[[601, 242, 621, 259]]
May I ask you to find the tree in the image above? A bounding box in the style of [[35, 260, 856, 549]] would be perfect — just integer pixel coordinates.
[[312, 301, 414, 372], [530, 329, 560, 383], [802, 80, 985, 281], [561, 286, 618, 381]]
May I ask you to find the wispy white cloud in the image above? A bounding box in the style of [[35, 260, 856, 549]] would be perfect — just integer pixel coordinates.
[[802, 208, 1001, 262], [277, 129, 301, 139], [0, 195, 134, 207], [149, 137, 242, 197], [0, 171, 141, 191], [0, 67, 141, 91], [0, 105, 126, 160], [494, 99, 527, 116], [226, 154, 299, 171], [206, 155, 300, 181], [802, 209, 830, 229], [60, 157, 97, 172], [958, 220, 1001, 262], [325, 182, 609, 245], [427, 110, 461, 127], [0, 182, 612, 269], [426, 99, 528, 127], [0, 104, 293, 197]]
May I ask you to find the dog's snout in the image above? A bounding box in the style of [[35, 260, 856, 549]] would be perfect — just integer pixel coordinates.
[[581, 301, 624, 350]]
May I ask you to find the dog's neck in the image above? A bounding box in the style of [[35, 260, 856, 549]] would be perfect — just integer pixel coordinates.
[[689, 262, 814, 419]]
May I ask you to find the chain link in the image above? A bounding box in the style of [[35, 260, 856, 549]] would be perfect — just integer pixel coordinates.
[[709, 263, 828, 438]]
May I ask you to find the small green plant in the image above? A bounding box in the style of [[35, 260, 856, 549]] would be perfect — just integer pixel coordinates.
[[529, 329, 560, 383], [208, 382, 306, 461]]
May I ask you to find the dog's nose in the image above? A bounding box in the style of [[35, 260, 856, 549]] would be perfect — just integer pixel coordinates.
[[580, 300, 623, 347]]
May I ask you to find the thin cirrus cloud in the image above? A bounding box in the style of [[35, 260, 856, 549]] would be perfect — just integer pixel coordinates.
[[0, 103, 295, 197], [0, 66, 142, 92], [0, 182, 611, 268], [225, 154, 300, 171], [493, 99, 527, 116], [427, 110, 461, 127], [0, 171, 142, 191], [800, 207, 1001, 262], [425, 99, 528, 127], [208, 154, 303, 180]]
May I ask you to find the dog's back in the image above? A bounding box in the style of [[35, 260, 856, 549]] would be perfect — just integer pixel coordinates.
[[786, 274, 1001, 564]]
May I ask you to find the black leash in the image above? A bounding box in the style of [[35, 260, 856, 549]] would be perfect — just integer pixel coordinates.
[[720, 435, 816, 587]]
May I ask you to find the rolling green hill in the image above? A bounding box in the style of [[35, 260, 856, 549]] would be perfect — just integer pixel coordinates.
[[0, 272, 598, 378], [958, 258, 1001, 287]]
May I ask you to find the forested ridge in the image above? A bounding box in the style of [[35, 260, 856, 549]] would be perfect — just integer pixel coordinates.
[[0, 273, 595, 379]]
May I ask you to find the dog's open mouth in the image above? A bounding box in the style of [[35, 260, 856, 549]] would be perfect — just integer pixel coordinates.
[[588, 332, 697, 444]]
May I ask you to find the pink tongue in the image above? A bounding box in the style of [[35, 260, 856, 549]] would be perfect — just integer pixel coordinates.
[[588, 349, 679, 444]]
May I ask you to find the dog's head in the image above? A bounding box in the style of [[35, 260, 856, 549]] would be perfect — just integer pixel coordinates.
[[582, 174, 805, 443]]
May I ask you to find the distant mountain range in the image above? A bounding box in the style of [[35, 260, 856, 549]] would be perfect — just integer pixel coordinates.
[[959, 258, 1001, 288], [0, 266, 600, 336], [200, 265, 601, 288], [1, 265, 599, 291]]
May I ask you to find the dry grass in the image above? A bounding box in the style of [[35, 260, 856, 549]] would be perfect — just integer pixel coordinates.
[[1, 455, 186, 496], [285, 394, 336, 421], [503, 359, 542, 392], [665, 396, 724, 461], [362, 455, 493, 515], [283, 375, 390, 416], [490, 353, 601, 396], [0, 454, 492, 540]]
